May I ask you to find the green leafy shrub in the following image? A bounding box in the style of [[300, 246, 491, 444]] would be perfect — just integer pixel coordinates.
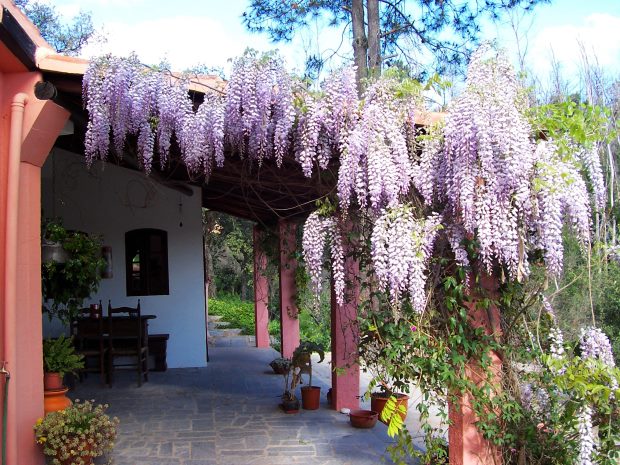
[[42, 220, 105, 323], [208, 294, 255, 335], [43, 335, 84, 377]]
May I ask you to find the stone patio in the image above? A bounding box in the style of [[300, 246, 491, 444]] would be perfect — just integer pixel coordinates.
[[70, 338, 419, 465]]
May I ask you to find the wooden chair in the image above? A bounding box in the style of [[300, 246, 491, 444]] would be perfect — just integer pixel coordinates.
[[107, 299, 149, 387], [71, 302, 108, 386]]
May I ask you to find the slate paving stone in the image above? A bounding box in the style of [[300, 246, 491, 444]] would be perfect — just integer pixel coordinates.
[[70, 341, 418, 465]]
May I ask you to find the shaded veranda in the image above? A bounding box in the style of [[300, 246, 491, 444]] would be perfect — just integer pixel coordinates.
[[70, 336, 412, 465]]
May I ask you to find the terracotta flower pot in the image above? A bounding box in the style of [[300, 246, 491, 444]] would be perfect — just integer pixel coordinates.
[[55, 440, 94, 465], [370, 392, 409, 425], [44, 387, 72, 414], [349, 409, 378, 428], [281, 397, 300, 413], [301, 386, 321, 410], [43, 372, 64, 391]]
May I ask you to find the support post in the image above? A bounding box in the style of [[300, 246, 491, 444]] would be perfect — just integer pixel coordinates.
[[330, 225, 360, 411], [253, 226, 270, 348], [278, 220, 300, 358], [0, 72, 69, 465], [449, 274, 502, 465]]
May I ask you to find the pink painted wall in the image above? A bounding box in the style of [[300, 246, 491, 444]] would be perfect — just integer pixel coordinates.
[[278, 220, 299, 358], [253, 226, 270, 348], [330, 234, 360, 411]]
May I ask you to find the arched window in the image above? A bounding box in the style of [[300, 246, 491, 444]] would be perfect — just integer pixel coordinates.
[[125, 229, 169, 296]]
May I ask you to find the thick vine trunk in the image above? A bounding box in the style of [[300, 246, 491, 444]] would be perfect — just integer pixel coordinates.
[[367, 0, 381, 78], [351, 0, 368, 96]]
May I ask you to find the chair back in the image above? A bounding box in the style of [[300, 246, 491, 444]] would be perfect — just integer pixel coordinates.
[[71, 301, 104, 346], [107, 299, 144, 348]]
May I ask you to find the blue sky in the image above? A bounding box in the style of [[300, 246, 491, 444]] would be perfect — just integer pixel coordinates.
[[46, 0, 619, 87]]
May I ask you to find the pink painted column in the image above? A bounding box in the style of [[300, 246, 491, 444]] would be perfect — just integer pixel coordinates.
[[449, 274, 502, 465], [278, 219, 300, 358], [330, 231, 360, 411], [1, 71, 69, 465], [253, 226, 270, 348]]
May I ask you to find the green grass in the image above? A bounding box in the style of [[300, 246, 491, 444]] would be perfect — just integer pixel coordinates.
[[208, 295, 255, 335], [209, 294, 331, 351]]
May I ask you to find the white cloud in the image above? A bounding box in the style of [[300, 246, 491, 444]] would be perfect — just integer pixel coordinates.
[[528, 13, 620, 80], [79, 14, 318, 73]]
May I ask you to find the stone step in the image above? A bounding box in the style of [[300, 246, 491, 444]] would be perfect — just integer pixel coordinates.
[[207, 320, 230, 329], [209, 327, 243, 337], [207, 314, 223, 322]]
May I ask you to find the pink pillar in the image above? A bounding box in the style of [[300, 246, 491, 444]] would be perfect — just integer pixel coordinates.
[[330, 229, 360, 411], [253, 226, 270, 348], [278, 219, 300, 358], [0, 71, 69, 465], [449, 274, 502, 465]]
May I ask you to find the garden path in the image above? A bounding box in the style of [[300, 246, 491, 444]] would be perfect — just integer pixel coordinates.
[[70, 338, 421, 465]]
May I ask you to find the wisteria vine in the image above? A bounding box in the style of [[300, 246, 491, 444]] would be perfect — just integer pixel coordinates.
[[301, 211, 345, 306], [83, 46, 602, 313]]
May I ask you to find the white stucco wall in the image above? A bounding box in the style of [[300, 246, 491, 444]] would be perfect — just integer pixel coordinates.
[[41, 148, 207, 368]]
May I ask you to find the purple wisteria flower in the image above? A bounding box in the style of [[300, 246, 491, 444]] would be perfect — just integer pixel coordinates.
[[371, 206, 441, 314], [579, 327, 616, 368], [301, 212, 346, 306], [576, 404, 596, 465]]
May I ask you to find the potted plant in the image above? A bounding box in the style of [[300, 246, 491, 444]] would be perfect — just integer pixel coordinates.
[[42, 219, 105, 323], [43, 335, 84, 390], [290, 341, 325, 410], [277, 358, 299, 413], [34, 400, 119, 465], [269, 357, 291, 375], [359, 306, 412, 425]]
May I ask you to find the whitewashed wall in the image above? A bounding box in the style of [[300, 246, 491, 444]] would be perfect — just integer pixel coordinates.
[[41, 148, 207, 368]]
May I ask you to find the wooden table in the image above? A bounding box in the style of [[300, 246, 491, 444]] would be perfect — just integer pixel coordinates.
[[74, 315, 169, 371]]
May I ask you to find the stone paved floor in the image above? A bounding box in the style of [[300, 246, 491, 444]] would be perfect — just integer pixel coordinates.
[[71, 339, 415, 465]]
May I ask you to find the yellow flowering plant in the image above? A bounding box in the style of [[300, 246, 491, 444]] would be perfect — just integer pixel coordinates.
[[33, 400, 119, 465]]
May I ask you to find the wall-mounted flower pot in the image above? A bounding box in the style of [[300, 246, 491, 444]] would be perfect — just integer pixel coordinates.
[[370, 392, 409, 425], [301, 386, 321, 410]]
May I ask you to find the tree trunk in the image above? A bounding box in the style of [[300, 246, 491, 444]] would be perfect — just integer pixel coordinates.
[[351, 0, 368, 96], [241, 275, 249, 301], [367, 0, 380, 78]]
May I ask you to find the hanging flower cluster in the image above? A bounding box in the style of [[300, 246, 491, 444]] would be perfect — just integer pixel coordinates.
[[415, 48, 593, 280], [371, 206, 441, 313], [83, 53, 290, 175], [579, 327, 616, 368], [301, 212, 345, 305], [224, 53, 295, 166], [578, 145, 607, 211], [296, 67, 358, 177], [84, 47, 601, 314], [338, 78, 414, 213], [577, 404, 596, 465]]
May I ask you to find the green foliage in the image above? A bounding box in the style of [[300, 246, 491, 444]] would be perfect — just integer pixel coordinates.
[[242, 0, 548, 77], [15, 0, 95, 55], [208, 295, 255, 335], [358, 254, 620, 465], [204, 211, 255, 299], [290, 341, 325, 389], [529, 100, 615, 154], [551, 233, 620, 364], [42, 335, 84, 377], [42, 220, 105, 323], [34, 400, 119, 465]]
